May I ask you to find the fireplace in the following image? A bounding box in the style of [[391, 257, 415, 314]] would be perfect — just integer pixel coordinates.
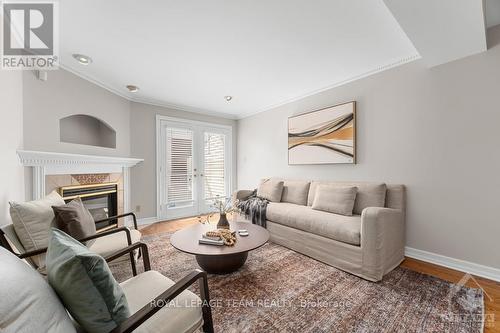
[[17, 150, 143, 229], [59, 183, 118, 231]]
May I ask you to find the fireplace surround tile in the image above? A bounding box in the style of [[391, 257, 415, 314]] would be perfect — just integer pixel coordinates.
[[46, 175, 73, 194], [71, 174, 110, 185], [109, 173, 124, 190]]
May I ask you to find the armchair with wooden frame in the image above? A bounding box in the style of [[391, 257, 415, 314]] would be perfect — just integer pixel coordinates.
[[0, 212, 142, 275], [0, 241, 215, 333]]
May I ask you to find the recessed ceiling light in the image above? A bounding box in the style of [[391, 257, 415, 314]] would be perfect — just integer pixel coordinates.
[[126, 85, 139, 93], [224, 96, 233, 102], [72, 53, 92, 65]]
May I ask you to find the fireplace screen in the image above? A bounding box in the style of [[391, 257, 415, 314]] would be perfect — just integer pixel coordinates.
[[59, 183, 118, 231]]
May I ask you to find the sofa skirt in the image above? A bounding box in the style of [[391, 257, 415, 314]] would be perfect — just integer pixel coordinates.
[[267, 221, 402, 282]]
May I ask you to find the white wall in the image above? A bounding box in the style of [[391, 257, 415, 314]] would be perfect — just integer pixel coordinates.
[[20, 68, 237, 218], [130, 102, 237, 219], [0, 71, 25, 224], [22, 69, 131, 157], [237, 25, 500, 269]]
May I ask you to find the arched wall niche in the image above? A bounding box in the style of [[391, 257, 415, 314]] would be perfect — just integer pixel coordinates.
[[59, 114, 117, 149]]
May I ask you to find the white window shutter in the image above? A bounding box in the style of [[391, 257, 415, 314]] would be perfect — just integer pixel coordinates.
[[204, 132, 226, 201], [166, 127, 194, 207]]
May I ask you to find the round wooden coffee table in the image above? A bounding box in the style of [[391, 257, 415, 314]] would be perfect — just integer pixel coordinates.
[[170, 221, 269, 274]]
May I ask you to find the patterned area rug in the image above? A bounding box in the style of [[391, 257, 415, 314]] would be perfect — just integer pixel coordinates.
[[109, 232, 484, 333]]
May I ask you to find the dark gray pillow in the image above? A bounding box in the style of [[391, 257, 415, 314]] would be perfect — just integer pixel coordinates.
[[52, 197, 96, 245], [46, 228, 130, 333]]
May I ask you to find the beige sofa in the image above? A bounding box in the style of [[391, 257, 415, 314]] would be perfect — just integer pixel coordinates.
[[234, 179, 406, 282]]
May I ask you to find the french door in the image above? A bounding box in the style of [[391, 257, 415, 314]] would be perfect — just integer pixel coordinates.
[[157, 117, 232, 220]]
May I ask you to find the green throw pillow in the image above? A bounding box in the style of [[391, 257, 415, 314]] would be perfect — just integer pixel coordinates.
[[46, 228, 130, 333]]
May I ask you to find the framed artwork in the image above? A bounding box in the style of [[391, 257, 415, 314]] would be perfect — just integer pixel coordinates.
[[288, 101, 356, 165]]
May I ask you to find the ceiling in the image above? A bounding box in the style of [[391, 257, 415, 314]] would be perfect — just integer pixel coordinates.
[[59, 0, 419, 119], [59, 0, 493, 119], [383, 0, 488, 67]]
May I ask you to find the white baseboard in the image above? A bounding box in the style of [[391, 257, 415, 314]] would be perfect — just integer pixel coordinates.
[[137, 217, 160, 226], [405, 247, 500, 282]]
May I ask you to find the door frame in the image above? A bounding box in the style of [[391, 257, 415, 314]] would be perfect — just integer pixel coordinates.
[[155, 115, 233, 221]]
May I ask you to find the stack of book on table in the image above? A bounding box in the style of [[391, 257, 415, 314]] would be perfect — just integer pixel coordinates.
[[199, 234, 224, 246]]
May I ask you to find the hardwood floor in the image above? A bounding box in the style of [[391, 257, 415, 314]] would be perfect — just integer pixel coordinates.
[[140, 215, 500, 332], [139, 214, 217, 235], [400, 259, 500, 332]]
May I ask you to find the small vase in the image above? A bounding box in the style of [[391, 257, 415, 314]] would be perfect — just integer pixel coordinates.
[[217, 213, 230, 229]]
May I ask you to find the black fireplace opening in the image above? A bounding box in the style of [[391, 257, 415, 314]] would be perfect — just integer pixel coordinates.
[[59, 183, 118, 231]]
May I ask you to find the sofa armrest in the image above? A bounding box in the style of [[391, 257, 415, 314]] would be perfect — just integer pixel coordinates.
[[360, 207, 405, 281], [232, 189, 254, 203], [105, 242, 151, 272], [94, 212, 139, 230], [111, 269, 214, 333]]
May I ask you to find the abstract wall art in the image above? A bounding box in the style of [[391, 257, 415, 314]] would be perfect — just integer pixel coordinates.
[[288, 101, 356, 165]]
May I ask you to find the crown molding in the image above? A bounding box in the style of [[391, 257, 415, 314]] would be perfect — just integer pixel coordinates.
[[129, 96, 238, 120], [59, 63, 133, 101], [237, 54, 421, 119], [59, 54, 420, 121], [59, 62, 238, 120]]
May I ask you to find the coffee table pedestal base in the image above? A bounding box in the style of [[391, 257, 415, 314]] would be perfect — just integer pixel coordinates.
[[196, 252, 248, 274]]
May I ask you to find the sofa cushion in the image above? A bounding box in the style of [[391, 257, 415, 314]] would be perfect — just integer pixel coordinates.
[[89, 228, 141, 258], [385, 184, 406, 211], [267, 202, 361, 245], [0, 247, 76, 333], [52, 197, 97, 246], [9, 191, 66, 267], [308, 181, 387, 214], [46, 229, 130, 333], [120, 271, 203, 333], [281, 180, 310, 206], [257, 178, 284, 202], [352, 183, 386, 214], [312, 185, 357, 216]]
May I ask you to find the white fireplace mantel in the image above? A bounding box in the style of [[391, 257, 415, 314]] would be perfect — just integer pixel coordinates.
[[17, 150, 143, 170], [17, 150, 144, 221]]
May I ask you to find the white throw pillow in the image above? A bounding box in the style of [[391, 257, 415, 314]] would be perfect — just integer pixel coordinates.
[[281, 180, 311, 206], [257, 178, 284, 202], [0, 247, 76, 333], [312, 185, 358, 216], [9, 191, 65, 267]]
